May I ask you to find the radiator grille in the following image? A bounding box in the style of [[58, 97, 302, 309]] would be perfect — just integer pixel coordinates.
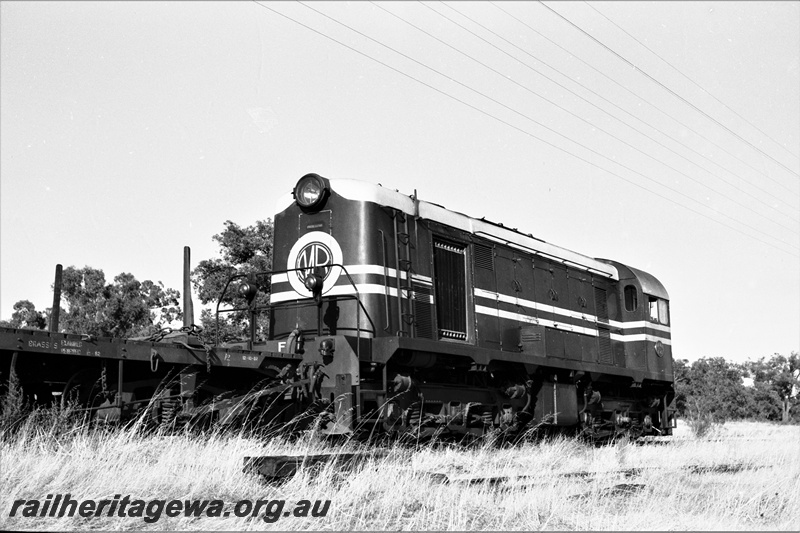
[[434, 241, 467, 340]]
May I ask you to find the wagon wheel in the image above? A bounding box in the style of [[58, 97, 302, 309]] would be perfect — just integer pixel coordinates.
[[141, 366, 189, 431], [20, 382, 55, 407], [61, 369, 105, 410]]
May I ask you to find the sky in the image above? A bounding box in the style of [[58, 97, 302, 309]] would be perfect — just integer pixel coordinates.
[[1, 1, 798, 364]]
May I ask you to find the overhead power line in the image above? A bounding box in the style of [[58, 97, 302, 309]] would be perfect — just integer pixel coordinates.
[[539, 1, 800, 185], [250, 1, 799, 258], [488, 1, 800, 209], [421, 2, 800, 230], [376, 1, 797, 233], [584, 1, 800, 165], [297, 0, 799, 249]]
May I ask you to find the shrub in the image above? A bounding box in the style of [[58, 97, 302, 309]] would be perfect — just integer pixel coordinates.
[[685, 398, 723, 439]]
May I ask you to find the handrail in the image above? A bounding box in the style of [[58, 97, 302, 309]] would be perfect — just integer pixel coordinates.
[[214, 264, 375, 360], [378, 229, 391, 332]]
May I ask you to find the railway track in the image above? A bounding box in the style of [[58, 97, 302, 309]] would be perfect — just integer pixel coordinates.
[[243, 445, 764, 487], [421, 461, 762, 486]]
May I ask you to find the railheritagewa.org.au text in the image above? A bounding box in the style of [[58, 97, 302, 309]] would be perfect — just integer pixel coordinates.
[[9, 494, 331, 523]]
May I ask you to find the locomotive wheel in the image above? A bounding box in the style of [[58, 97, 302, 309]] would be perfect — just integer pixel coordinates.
[[61, 369, 105, 410]]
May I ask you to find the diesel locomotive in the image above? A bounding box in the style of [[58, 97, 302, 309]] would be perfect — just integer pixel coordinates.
[[0, 173, 675, 440]]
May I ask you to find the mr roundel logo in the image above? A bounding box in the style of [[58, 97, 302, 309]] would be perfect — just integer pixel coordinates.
[[655, 340, 665, 357], [286, 231, 343, 296]]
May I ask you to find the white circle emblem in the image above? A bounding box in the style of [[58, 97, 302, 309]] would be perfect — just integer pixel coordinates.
[[286, 231, 343, 296]]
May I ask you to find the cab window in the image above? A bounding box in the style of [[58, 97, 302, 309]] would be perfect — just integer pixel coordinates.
[[624, 285, 638, 312], [658, 299, 670, 325], [648, 295, 670, 325]]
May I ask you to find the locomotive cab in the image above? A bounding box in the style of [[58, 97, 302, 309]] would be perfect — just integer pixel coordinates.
[[598, 260, 673, 379]]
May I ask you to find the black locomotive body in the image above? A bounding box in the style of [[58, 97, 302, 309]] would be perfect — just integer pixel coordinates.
[[266, 174, 675, 439], [0, 173, 675, 440]]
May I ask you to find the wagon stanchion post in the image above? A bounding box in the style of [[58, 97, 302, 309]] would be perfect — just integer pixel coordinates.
[[50, 264, 62, 333], [117, 360, 124, 412], [183, 247, 194, 328]]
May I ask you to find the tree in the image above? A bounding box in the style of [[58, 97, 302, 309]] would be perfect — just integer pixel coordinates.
[[191, 219, 273, 343], [746, 352, 800, 423], [673, 357, 752, 421], [746, 380, 783, 421], [0, 300, 47, 330], [58, 266, 182, 338], [672, 358, 690, 415]]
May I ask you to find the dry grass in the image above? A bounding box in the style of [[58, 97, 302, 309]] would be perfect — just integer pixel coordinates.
[[1, 414, 798, 531]]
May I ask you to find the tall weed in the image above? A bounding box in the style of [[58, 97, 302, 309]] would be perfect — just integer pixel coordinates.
[[0, 370, 30, 433]]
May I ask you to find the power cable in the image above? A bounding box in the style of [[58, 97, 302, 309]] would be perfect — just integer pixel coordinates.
[[584, 1, 800, 165], [297, 0, 798, 248], [539, 1, 800, 184], [438, 2, 798, 220], [407, 1, 799, 231], [250, 1, 800, 258], [488, 1, 800, 206]]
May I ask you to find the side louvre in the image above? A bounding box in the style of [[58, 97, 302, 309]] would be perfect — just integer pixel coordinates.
[[473, 243, 494, 271], [594, 286, 613, 364], [412, 282, 434, 339], [594, 286, 609, 323], [597, 328, 613, 365]]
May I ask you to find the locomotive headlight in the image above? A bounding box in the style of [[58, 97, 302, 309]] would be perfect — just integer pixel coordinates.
[[293, 173, 329, 210], [237, 281, 258, 305], [304, 272, 324, 305], [304, 273, 321, 292]]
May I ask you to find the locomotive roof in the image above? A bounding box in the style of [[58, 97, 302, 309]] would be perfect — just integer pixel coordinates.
[[618, 263, 670, 299], [277, 178, 619, 280]]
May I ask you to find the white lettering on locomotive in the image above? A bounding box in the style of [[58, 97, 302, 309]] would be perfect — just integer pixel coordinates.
[[286, 231, 343, 297], [295, 242, 333, 283]]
